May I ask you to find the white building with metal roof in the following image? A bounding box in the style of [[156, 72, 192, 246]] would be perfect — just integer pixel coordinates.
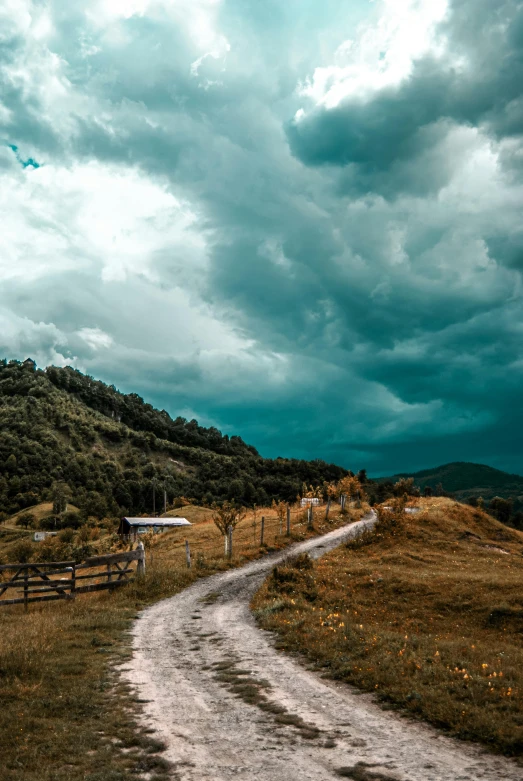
[[118, 517, 191, 539]]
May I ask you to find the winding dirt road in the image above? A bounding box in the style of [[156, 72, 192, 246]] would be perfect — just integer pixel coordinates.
[[122, 514, 521, 781]]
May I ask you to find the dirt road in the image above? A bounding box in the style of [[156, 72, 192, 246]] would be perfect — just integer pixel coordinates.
[[122, 514, 521, 781]]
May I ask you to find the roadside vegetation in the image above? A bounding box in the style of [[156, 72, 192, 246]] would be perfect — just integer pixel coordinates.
[[0, 496, 367, 781], [252, 497, 523, 757]]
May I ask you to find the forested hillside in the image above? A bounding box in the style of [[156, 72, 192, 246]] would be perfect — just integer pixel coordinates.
[[379, 462, 523, 501], [0, 359, 347, 520]]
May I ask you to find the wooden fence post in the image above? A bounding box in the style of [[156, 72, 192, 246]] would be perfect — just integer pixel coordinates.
[[260, 516, 265, 546], [325, 498, 331, 520], [185, 539, 191, 569], [23, 571, 28, 612], [340, 494, 346, 512], [286, 504, 291, 536], [71, 564, 76, 600], [228, 526, 233, 560], [137, 541, 146, 576], [307, 505, 313, 529]]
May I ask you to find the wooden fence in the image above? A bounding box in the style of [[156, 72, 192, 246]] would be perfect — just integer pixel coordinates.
[[179, 499, 357, 567], [0, 544, 145, 609]]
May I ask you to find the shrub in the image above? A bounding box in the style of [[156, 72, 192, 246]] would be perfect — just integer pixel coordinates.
[[59, 528, 75, 544], [286, 552, 313, 570], [40, 515, 60, 531], [9, 539, 34, 563], [60, 510, 83, 529]]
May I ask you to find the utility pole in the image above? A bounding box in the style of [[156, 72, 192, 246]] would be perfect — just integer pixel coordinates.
[[152, 481, 156, 517], [164, 489, 167, 515]]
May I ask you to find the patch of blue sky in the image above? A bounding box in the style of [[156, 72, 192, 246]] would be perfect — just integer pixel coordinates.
[[8, 143, 41, 169]]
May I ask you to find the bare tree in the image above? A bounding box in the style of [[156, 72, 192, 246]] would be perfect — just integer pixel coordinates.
[[272, 499, 286, 535], [212, 501, 246, 557]]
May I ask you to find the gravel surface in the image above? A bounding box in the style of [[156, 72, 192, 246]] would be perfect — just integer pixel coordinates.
[[121, 513, 521, 781]]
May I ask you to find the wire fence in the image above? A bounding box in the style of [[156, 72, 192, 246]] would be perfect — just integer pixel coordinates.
[[146, 501, 360, 571]]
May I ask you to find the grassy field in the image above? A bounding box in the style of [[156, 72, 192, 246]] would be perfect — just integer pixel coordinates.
[[0, 500, 364, 780], [252, 498, 523, 757]]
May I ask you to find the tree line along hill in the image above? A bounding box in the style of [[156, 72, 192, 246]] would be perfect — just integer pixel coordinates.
[[377, 462, 523, 529], [378, 461, 523, 501], [0, 359, 348, 523]]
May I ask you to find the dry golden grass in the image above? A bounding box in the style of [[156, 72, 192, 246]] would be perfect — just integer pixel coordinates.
[[148, 501, 368, 569], [0, 500, 362, 780], [252, 498, 523, 757], [161, 504, 214, 523]]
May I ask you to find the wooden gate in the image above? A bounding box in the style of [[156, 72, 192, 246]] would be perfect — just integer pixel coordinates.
[[0, 547, 145, 609]]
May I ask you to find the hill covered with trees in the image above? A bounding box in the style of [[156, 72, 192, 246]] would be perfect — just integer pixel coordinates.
[[378, 462, 523, 501], [0, 358, 348, 522]]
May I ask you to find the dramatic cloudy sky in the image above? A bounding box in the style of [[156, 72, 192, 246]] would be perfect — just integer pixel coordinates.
[[2, 0, 523, 475]]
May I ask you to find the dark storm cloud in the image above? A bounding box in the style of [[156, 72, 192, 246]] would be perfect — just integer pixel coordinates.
[[288, 0, 523, 197], [2, 0, 523, 475]]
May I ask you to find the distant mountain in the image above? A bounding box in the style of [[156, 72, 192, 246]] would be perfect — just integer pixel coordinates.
[[377, 462, 523, 501], [0, 359, 348, 520]]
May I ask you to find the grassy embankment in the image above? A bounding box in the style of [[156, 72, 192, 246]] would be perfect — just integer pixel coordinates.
[[0, 501, 366, 781], [1, 502, 82, 533], [252, 498, 523, 757]]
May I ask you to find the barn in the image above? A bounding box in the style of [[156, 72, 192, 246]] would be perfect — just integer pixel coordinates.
[[118, 517, 192, 540]]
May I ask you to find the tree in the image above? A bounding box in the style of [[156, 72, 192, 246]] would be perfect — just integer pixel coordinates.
[[212, 501, 246, 556], [393, 477, 418, 497], [489, 496, 513, 526], [423, 486, 433, 497], [511, 511, 523, 530], [301, 483, 322, 500], [272, 499, 286, 534], [52, 481, 70, 515], [16, 512, 35, 529], [227, 479, 244, 502], [337, 475, 363, 502], [6, 454, 17, 473], [325, 482, 338, 499]]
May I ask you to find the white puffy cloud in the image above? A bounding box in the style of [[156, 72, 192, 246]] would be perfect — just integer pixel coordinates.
[[296, 0, 449, 112], [0, 154, 207, 284], [77, 327, 113, 350], [0, 308, 69, 367]]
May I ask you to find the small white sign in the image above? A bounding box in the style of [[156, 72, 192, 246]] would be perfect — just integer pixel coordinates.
[[301, 497, 320, 507], [34, 532, 47, 542]]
